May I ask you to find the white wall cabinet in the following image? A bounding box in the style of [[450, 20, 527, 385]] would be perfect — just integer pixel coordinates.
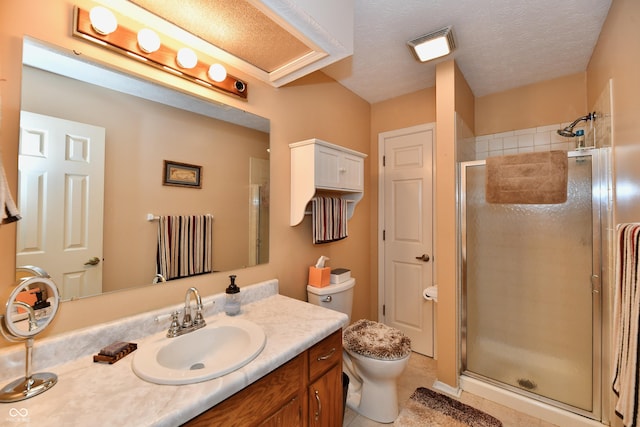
[[290, 139, 366, 226]]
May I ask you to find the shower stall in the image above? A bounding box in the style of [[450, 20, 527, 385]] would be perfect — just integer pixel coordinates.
[[460, 149, 607, 420]]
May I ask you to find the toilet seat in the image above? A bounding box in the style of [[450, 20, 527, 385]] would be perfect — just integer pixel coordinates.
[[343, 319, 411, 360]]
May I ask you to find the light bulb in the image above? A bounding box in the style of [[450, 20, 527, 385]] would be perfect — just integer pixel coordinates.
[[89, 6, 118, 35], [208, 64, 227, 82], [176, 47, 198, 69], [137, 28, 160, 53]]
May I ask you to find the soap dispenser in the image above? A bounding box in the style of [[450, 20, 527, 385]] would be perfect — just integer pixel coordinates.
[[225, 275, 241, 316]]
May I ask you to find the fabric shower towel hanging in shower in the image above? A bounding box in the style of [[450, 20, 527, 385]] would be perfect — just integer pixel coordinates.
[[156, 215, 213, 280], [613, 223, 640, 427], [312, 196, 348, 244], [485, 150, 568, 204]]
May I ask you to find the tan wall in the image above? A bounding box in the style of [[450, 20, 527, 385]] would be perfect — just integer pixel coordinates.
[[475, 73, 587, 136], [455, 63, 475, 132], [369, 88, 436, 316], [0, 0, 371, 343], [588, 0, 640, 225], [587, 0, 640, 424], [434, 60, 458, 387]]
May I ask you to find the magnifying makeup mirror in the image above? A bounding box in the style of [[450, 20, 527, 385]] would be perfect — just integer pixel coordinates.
[[0, 275, 60, 402]]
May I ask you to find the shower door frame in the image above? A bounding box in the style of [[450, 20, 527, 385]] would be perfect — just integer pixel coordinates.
[[459, 149, 603, 420]]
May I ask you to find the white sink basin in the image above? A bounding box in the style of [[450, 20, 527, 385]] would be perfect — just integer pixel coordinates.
[[132, 317, 266, 385]]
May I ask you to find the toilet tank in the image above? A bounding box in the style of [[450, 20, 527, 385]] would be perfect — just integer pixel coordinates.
[[307, 278, 355, 324]]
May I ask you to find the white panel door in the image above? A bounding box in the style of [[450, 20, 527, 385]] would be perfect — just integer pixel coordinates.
[[380, 124, 434, 356], [17, 111, 105, 300]]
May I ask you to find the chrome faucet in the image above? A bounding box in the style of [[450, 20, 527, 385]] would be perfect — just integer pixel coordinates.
[[166, 287, 206, 338]]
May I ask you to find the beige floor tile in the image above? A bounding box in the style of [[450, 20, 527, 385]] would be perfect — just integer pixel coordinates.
[[343, 352, 558, 427]]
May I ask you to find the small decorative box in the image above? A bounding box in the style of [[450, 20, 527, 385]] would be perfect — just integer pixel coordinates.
[[330, 268, 351, 284]]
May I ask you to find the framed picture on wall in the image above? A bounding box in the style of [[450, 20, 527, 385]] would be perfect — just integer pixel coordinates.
[[163, 160, 202, 188]]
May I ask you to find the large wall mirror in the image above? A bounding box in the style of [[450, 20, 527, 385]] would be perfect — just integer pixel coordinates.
[[15, 38, 270, 302]]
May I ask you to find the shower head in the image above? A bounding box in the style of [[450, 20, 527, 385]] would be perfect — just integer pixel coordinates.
[[557, 112, 597, 137]]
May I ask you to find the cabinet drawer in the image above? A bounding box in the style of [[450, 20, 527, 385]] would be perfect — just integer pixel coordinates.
[[308, 329, 342, 381]]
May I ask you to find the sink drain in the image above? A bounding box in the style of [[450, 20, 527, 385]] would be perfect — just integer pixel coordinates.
[[190, 363, 205, 370]]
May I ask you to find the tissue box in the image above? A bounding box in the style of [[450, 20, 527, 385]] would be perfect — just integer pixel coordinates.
[[308, 267, 330, 287], [330, 268, 351, 284]]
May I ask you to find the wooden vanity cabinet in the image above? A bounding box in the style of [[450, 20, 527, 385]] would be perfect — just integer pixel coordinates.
[[184, 329, 343, 427], [307, 328, 343, 427]]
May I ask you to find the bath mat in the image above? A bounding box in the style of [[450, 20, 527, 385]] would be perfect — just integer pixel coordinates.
[[394, 387, 502, 427]]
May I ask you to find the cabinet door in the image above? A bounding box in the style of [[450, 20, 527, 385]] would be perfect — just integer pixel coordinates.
[[308, 364, 342, 427], [340, 152, 364, 191], [260, 396, 303, 427], [184, 354, 304, 426], [315, 145, 342, 189]]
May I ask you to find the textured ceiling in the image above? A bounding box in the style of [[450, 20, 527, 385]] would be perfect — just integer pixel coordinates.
[[322, 0, 612, 103], [130, 0, 312, 72], [126, 0, 612, 104]]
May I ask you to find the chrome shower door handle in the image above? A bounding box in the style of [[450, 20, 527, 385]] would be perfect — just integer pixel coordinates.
[[415, 254, 430, 262]]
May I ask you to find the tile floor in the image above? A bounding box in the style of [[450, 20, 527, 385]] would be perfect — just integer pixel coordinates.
[[342, 352, 560, 427]]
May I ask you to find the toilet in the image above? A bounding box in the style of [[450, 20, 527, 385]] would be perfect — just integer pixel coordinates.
[[307, 278, 411, 423]]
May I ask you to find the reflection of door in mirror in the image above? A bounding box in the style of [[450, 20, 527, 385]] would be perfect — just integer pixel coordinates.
[[249, 157, 270, 266], [17, 112, 105, 300]]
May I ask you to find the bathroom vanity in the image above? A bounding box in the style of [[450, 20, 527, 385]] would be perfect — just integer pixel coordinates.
[[186, 329, 343, 426], [0, 280, 347, 426]]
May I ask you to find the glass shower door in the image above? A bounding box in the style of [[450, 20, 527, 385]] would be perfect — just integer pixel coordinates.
[[461, 151, 601, 416]]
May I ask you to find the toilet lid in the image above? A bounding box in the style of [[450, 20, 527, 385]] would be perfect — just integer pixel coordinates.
[[343, 319, 411, 360]]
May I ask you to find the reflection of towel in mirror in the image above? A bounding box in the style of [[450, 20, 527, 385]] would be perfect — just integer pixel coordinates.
[[156, 215, 213, 280], [0, 152, 21, 225], [312, 196, 347, 244]]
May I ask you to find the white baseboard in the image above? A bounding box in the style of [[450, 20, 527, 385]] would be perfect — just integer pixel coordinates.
[[432, 380, 462, 398]]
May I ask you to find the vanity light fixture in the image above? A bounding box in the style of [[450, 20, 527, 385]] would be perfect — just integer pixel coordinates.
[[74, 6, 248, 99], [137, 28, 161, 53], [407, 26, 455, 62], [176, 47, 198, 69], [208, 63, 227, 83], [89, 6, 118, 35]]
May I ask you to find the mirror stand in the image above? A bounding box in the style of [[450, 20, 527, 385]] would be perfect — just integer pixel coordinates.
[[0, 276, 60, 403], [0, 334, 57, 402]]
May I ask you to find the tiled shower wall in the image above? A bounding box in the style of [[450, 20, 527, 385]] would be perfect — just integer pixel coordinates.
[[473, 123, 585, 160]]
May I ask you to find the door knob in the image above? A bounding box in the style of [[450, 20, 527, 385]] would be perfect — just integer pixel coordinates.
[[415, 254, 430, 262], [84, 256, 101, 266]]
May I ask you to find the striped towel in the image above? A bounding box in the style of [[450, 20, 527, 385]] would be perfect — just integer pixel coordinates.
[[613, 223, 640, 426], [0, 152, 21, 225], [312, 196, 348, 244], [156, 215, 213, 280]]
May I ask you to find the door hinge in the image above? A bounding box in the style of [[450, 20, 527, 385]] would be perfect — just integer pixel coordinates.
[[382, 155, 385, 167], [382, 230, 385, 241], [382, 304, 386, 316]]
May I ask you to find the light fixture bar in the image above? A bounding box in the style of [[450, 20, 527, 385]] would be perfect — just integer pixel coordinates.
[[73, 6, 247, 99], [407, 26, 455, 63]]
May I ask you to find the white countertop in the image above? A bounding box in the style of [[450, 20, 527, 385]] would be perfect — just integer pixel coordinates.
[[0, 280, 347, 426]]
